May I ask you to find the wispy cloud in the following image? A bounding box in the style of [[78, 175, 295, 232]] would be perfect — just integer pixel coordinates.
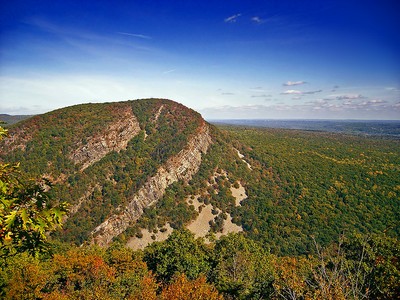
[[222, 92, 235, 95], [251, 94, 272, 98], [305, 98, 392, 112], [24, 18, 158, 60], [282, 89, 302, 95], [163, 69, 176, 74], [117, 32, 152, 39], [303, 89, 322, 95], [358, 99, 388, 107], [251, 16, 265, 24], [249, 87, 266, 92], [224, 13, 241, 23], [26, 17, 114, 44], [335, 94, 364, 100], [386, 87, 400, 92], [283, 81, 307, 86], [282, 89, 322, 95], [200, 101, 400, 120], [331, 85, 340, 92]]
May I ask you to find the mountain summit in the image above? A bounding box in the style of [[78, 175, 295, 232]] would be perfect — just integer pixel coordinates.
[[0, 99, 246, 246]]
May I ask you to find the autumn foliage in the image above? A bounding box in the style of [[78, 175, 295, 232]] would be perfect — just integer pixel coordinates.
[[160, 274, 223, 300]]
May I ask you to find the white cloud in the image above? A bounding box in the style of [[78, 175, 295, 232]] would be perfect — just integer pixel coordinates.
[[281, 89, 322, 95], [163, 69, 176, 74], [200, 99, 400, 120], [282, 89, 302, 95], [283, 81, 307, 86], [251, 94, 272, 98], [251, 16, 265, 24], [335, 94, 364, 100], [117, 32, 152, 39], [368, 99, 386, 104], [224, 14, 242, 23], [248, 87, 266, 92]]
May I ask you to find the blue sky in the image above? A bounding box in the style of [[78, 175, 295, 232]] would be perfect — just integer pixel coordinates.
[[1, 0, 399, 119]]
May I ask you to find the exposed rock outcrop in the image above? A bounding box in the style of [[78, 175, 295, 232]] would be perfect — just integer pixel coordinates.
[[91, 121, 212, 246], [69, 106, 140, 171], [152, 105, 164, 123]]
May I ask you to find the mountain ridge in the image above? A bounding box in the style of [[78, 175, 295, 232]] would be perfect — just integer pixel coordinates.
[[0, 99, 232, 246], [1, 98, 398, 254]]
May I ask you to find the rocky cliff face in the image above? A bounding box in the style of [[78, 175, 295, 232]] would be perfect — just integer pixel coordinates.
[[91, 121, 212, 246], [69, 106, 141, 171]]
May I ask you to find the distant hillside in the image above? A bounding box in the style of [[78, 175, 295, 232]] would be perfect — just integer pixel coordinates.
[[1, 99, 398, 255], [0, 114, 34, 126], [212, 119, 400, 138]]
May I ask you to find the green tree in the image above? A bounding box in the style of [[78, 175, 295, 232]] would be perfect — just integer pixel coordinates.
[[144, 229, 211, 283], [105, 243, 158, 299], [0, 125, 68, 259], [341, 234, 400, 300], [211, 233, 274, 299]]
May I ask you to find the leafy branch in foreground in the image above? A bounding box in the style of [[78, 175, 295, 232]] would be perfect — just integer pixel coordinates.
[[0, 125, 68, 259]]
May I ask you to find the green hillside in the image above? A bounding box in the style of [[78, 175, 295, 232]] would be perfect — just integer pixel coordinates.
[[1, 100, 399, 254], [1, 99, 206, 244], [219, 126, 399, 254]]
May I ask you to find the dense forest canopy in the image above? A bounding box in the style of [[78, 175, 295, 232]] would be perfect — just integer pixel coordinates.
[[220, 125, 399, 254]]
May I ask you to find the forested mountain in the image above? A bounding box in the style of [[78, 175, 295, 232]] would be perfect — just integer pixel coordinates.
[[1, 99, 398, 253], [1, 99, 399, 299], [0, 99, 216, 245]]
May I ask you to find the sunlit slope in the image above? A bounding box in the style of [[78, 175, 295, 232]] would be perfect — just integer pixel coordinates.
[[1, 102, 398, 254], [221, 126, 399, 254], [0, 99, 209, 244]]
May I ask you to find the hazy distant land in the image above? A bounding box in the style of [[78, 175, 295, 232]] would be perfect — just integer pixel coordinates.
[[0, 114, 33, 126], [211, 119, 400, 138]]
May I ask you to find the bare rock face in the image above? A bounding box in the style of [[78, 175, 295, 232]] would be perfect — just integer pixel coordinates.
[[91, 121, 212, 246], [69, 106, 140, 171]]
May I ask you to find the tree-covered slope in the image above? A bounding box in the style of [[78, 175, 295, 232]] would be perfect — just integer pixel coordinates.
[[220, 126, 399, 254], [1, 100, 398, 255], [0, 99, 208, 244]]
